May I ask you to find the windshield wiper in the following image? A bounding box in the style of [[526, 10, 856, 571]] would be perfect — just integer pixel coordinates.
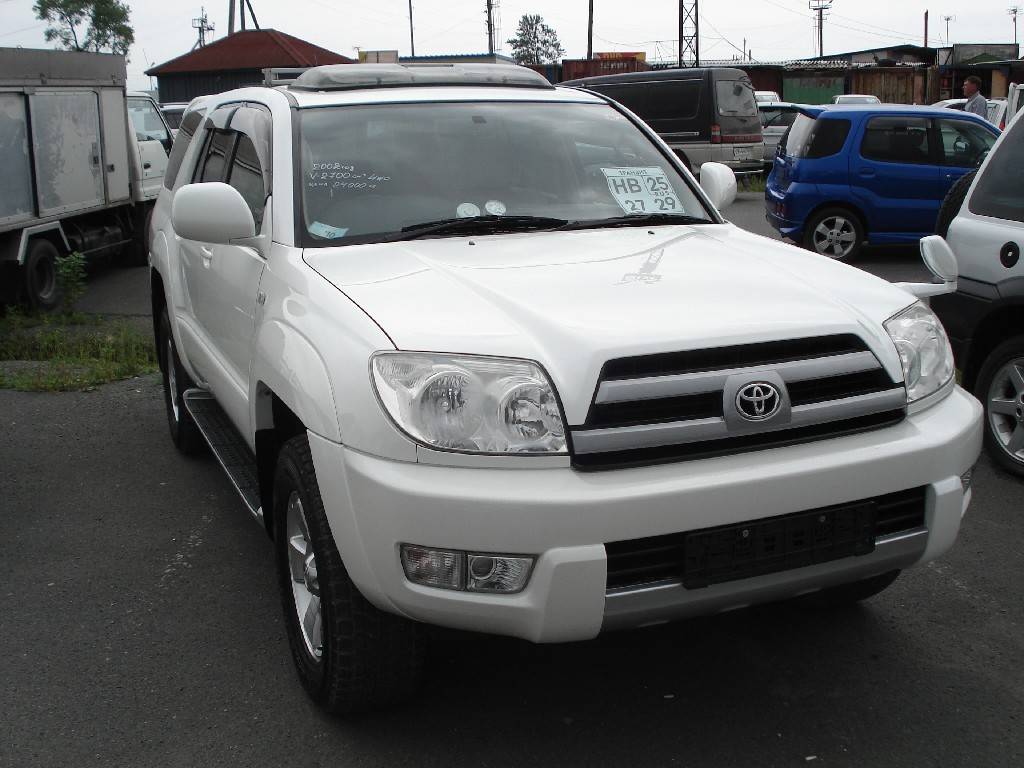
[[386, 215, 568, 242], [558, 213, 713, 231]]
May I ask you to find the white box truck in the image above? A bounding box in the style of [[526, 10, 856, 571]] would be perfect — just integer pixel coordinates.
[[0, 47, 170, 310]]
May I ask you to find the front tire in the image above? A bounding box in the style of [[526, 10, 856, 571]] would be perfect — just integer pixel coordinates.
[[158, 309, 205, 455], [974, 336, 1024, 477], [273, 435, 424, 714], [803, 207, 865, 262]]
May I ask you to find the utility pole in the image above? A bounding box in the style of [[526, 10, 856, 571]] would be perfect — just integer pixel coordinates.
[[942, 14, 955, 44], [587, 0, 594, 59], [678, 0, 699, 68], [809, 0, 833, 58], [192, 7, 214, 49], [408, 0, 416, 57], [1011, 6, 1021, 47], [486, 0, 494, 55], [924, 10, 928, 48]]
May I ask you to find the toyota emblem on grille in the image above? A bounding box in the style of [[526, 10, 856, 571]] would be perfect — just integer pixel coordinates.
[[735, 382, 782, 421]]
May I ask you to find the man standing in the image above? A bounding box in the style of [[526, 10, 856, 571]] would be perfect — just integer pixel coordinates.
[[963, 76, 987, 118]]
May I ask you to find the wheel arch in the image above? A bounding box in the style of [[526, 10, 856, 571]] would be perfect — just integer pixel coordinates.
[[963, 300, 1024, 392], [253, 386, 308, 539], [803, 200, 869, 236]]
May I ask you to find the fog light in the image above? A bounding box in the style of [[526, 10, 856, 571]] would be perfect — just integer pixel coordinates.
[[400, 545, 465, 590], [467, 554, 533, 594], [960, 467, 974, 493]]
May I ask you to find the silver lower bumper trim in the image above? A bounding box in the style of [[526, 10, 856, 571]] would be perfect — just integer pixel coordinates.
[[601, 528, 927, 632]]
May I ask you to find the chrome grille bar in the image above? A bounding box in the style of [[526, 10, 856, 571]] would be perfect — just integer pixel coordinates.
[[572, 387, 907, 455], [595, 351, 882, 405]]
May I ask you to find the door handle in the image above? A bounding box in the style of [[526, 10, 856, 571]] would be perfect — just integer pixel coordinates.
[[858, 169, 876, 178], [143, 162, 152, 170]]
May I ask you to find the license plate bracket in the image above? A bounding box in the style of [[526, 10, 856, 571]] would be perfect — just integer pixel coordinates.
[[683, 502, 877, 589]]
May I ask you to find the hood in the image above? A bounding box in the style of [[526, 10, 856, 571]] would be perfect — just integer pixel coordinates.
[[303, 224, 915, 425]]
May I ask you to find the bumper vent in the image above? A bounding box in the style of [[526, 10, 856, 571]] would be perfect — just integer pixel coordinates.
[[605, 486, 927, 591], [572, 334, 906, 470]]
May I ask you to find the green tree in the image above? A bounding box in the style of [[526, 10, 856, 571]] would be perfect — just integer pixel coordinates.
[[507, 14, 565, 65], [34, 0, 134, 57]]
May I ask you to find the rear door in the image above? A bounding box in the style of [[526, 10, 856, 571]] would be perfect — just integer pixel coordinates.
[[936, 116, 998, 197], [850, 115, 941, 236]]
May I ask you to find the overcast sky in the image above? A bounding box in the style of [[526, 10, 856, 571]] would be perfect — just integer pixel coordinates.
[[1, 0, 1020, 91]]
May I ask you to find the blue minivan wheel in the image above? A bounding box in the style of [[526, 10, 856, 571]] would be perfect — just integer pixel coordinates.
[[803, 207, 864, 262]]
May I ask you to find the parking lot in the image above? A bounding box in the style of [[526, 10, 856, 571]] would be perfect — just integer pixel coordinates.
[[2, 193, 1021, 767]]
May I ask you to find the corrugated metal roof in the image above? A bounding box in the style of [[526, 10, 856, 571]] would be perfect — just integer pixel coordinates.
[[146, 29, 353, 76]]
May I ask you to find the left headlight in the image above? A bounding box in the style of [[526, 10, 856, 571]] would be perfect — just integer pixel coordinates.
[[370, 352, 567, 454], [884, 302, 954, 404]]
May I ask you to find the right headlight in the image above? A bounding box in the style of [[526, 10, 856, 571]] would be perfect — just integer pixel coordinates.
[[370, 352, 567, 455], [884, 302, 954, 404]]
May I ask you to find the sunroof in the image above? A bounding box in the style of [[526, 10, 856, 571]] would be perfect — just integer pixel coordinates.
[[289, 63, 554, 92]]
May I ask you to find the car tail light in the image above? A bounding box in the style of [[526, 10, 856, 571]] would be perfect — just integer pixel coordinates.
[[711, 124, 722, 144]]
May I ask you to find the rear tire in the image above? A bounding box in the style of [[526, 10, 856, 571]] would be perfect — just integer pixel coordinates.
[[23, 238, 62, 312], [973, 335, 1024, 477], [815, 570, 900, 606], [274, 434, 424, 714], [803, 207, 865, 262], [935, 171, 976, 238], [159, 308, 205, 455]]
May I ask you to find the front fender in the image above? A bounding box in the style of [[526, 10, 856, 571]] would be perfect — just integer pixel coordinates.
[[251, 320, 340, 442]]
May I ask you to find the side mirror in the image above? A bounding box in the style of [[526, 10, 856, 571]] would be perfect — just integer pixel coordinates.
[[895, 236, 959, 299], [699, 162, 738, 211], [172, 182, 256, 245], [920, 235, 959, 282]]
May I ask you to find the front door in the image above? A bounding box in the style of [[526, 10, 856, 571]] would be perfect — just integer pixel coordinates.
[[936, 116, 998, 198], [850, 115, 941, 237], [127, 97, 171, 200]]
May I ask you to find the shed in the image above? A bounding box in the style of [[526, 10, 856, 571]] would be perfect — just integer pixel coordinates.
[[146, 29, 353, 103]]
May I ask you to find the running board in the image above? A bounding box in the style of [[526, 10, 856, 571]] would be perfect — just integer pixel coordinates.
[[183, 389, 263, 523]]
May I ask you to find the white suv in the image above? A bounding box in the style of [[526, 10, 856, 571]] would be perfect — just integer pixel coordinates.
[[150, 64, 981, 713], [933, 109, 1024, 476]]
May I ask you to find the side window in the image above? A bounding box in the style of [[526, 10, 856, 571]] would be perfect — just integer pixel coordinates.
[[594, 80, 701, 130], [163, 109, 206, 190], [969, 123, 1024, 223], [127, 98, 170, 145], [197, 129, 234, 183], [227, 135, 267, 230], [860, 117, 932, 164], [937, 118, 996, 168]]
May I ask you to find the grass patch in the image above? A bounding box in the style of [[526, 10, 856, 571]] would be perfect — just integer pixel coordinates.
[[0, 311, 157, 391], [739, 174, 767, 193]]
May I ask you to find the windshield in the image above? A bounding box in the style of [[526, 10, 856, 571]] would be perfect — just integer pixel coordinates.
[[297, 101, 711, 246]]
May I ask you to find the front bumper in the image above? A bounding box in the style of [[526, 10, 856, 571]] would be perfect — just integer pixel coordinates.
[[310, 386, 981, 643]]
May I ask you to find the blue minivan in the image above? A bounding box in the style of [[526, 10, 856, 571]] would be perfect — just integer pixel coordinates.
[[765, 105, 999, 260]]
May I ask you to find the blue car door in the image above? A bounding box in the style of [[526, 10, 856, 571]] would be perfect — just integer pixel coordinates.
[[849, 115, 942, 238], [935, 116, 998, 198]]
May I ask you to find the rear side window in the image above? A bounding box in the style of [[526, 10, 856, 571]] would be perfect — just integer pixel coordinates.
[[782, 115, 851, 159], [227, 135, 267, 230], [937, 118, 996, 168], [715, 80, 757, 117], [197, 130, 233, 183], [969, 123, 1024, 223], [163, 109, 206, 190], [860, 117, 932, 164], [593, 80, 701, 126]]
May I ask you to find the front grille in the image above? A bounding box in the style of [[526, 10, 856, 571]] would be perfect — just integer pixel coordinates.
[[605, 486, 927, 591], [571, 334, 906, 470]]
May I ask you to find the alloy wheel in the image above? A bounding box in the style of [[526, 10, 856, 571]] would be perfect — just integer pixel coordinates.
[[286, 491, 323, 660], [812, 216, 857, 259], [166, 337, 179, 423], [987, 357, 1024, 466]]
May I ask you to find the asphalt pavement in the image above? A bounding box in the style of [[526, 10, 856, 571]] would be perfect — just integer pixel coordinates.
[[2, 193, 1019, 767]]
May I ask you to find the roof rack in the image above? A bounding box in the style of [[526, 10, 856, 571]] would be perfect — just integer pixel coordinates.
[[288, 63, 554, 92]]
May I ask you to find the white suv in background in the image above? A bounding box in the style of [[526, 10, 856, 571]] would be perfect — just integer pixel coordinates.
[[149, 64, 981, 713], [933, 110, 1024, 476]]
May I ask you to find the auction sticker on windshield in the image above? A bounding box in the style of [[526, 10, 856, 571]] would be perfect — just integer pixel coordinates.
[[602, 167, 683, 215]]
